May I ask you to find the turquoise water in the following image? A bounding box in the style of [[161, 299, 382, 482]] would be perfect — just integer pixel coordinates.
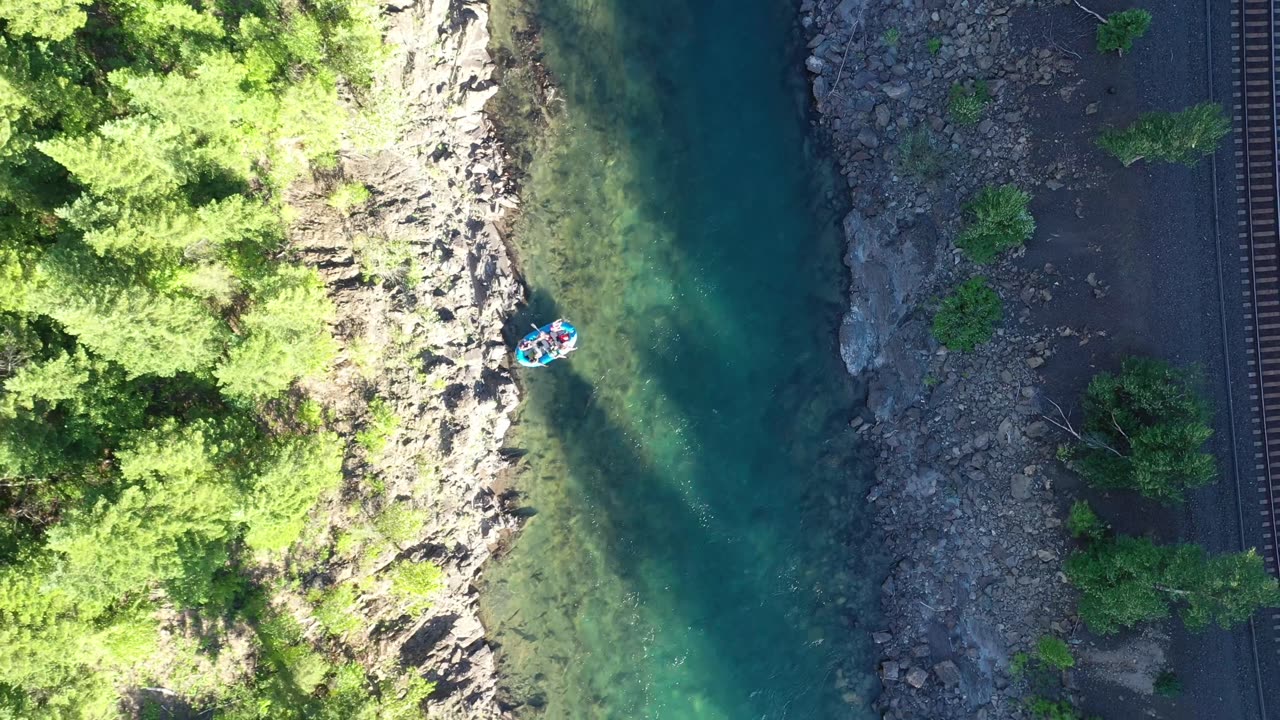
[[479, 1, 881, 718]]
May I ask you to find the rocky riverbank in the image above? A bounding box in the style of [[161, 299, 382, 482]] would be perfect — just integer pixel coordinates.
[[286, 0, 520, 716], [800, 0, 1090, 716]]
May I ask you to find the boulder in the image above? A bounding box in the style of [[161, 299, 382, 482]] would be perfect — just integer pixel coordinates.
[[934, 660, 962, 688]]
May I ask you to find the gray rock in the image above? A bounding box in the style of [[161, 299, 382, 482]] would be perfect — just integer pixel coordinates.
[[858, 127, 880, 149], [806, 55, 826, 73], [905, 667, 929, 688], [881, 660, 901, 681], [934, 660, 962, 687], [872, 631, 894, 644], [905, 468, 941, 498], [883, 81, 912, 99], [1010, 474, 1032, 500], [839, 212, 941, 420], [875, 104, 892, 127]]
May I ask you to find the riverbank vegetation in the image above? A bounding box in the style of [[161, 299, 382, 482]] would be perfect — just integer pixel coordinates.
[[931, 277, 1002, 351], [0, 1, 441, 716], [1097, 102, 1230, 166], [1055, 360, 1279, 634], [1067, 358, 1215, 503], [955, 184, 1036, 263]]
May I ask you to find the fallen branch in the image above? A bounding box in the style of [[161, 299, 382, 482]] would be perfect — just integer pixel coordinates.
[[1040, 397, 1125, 457], [1073, 0, 1106, 24], [825, 32, 857, 102]]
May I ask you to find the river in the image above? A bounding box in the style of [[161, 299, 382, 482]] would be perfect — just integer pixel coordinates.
[[477, 1, 882, 718]]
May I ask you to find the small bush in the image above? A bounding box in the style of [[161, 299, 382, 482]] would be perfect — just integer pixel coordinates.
[[1097, 9, 1152, 54], [1154, 669, 1183, 697], [311, 583, 361, 637], [352, 234, 418, 286], [1067, 500, 1106, 542], [948, 80, 991, 126], [1097, 102, 1229, 167], [327, 181, 371, 212], [931, 277, 1002, 352], [927, 37, 943, 55], [1009, 651, 1030, 677], [955, 184, 1035, 263], [387, 559, 444, 614], [1027, 698, 1092, 720], [355, 396, 399, 456], [882, 28, 901, 47], [899, 128, 946, 180], [374, 502, 423, 546], [1035, 636, 1075, 671]]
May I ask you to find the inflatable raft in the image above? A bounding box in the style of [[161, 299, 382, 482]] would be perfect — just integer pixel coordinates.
[[515, 320, 578, 367]]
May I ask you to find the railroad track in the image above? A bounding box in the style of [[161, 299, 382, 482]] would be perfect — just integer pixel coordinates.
[[1237, 0, 1280, 648]]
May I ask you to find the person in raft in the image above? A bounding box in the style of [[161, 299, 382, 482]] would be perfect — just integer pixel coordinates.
[[546, 320, 576, 358], [518, 320, 575, 362]]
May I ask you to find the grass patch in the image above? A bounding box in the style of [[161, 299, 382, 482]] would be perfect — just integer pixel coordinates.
[[882, 28, 900, 47], [1034, 636, 1074, 671], [927, 37, 943, 55], [948, 80, 991, 126], [898, 128, 946, 180]]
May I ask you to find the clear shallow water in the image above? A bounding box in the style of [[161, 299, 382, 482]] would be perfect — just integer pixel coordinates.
[[478, 1, 882, 718]]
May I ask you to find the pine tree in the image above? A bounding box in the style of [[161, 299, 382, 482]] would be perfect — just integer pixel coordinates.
[[0, 0, 91, 41], [47, 420, 240, 609], [30, 247, 227, 377], [38, 117, 192, 199], [1096, 9, 1152, 55], [216, 266, 335, 403], [241, 432, 343, 553]]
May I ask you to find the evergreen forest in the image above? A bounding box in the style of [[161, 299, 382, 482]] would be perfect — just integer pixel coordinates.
[[0, 0, 426, 716]]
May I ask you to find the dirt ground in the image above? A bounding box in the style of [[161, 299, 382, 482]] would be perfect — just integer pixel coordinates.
[[1011, 0, 1274, 717]]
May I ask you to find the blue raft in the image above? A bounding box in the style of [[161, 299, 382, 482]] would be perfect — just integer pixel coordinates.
[[515, 320, 578, 367]]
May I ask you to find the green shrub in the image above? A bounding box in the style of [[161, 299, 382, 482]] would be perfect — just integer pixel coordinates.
[[955, 185, 1035, 263], [1097, 9, 1152, 54], [355, 396, 399, 456], [387, 559, 445, 614], [927, 37, 943, 55], [882, 28, 900, 47], [1027, 697, 1092, 720], [352, 234, 418, 286], [1009, 651, 1030, 677], [1066, 500, 1106, 542], [1154, 669, 1182, 697], [374, 502, 423, 546], [327, 182, 371, 212], [1034, 636, 1074, 671], [931, 277, 1002, 352], [311, 583, 362, 637], [948, 80, 991, 126], [1097, 102, 1229, 166], [1075, 357, 1214, 502], [1066, 535, 1280, 634]]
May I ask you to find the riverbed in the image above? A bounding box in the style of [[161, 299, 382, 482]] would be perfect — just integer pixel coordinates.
[[477, 1, 881, 717]]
